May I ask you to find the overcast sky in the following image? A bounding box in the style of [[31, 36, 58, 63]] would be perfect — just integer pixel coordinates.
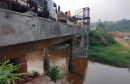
[[53, 0, 130, 22]]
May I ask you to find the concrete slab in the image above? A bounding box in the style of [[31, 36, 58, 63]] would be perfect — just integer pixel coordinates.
[[0, 8, 86, 47]]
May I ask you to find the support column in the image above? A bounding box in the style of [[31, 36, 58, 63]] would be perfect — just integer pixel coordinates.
[[69, 37, 75, 73], [10, 55, 28, 79], [69, 56, 75, 73], [80, 34, 84, 50], [44, 47, 49, 70]]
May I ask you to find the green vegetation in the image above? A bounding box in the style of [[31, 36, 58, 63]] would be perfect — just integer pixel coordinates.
[[88, 29, 130, 67], [28, 70, 41, 77], [90, 19, 130, 32], [96, 22, 106, 30], [70, 80, 74, 84], [106, 19, 130, 32], [0, 60, 27, 84], [45, 63, 67, 81], [89, 29, 117, 46]]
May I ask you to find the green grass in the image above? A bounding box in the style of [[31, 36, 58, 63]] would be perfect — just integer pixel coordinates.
[[88, 29, 130, 67], [88, 45, 130, 67]]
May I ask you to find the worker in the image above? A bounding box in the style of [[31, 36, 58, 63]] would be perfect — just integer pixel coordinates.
[[72, 16, 76, 24], [65, 11, 68, 18], [67, 11, 71, 20], [60, 11, 61, 15], [78, 22, 82, 27], [21, 0, 38, 16]]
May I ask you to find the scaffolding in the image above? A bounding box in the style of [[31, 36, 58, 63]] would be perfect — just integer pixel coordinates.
[[62, 7, 90, 58]]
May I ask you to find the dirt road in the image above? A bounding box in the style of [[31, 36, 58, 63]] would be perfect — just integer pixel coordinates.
[[115, 37, 130, 49]]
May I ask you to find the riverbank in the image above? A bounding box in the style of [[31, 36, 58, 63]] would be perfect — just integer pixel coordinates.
[[88, 29, 130, 67]]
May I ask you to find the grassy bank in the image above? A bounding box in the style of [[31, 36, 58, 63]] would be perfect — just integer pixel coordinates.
[[88, 29, 130, 67]]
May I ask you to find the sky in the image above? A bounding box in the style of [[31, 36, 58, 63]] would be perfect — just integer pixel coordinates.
[[53, 0, 130, 22]]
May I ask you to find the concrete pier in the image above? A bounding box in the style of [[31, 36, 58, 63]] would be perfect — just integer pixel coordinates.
[[44, 47, 49, 70], [10, 55, 28, 79], [69, 56, 75, 73], [69, 38, 75, 73]]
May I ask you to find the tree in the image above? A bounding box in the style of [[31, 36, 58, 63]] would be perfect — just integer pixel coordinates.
[[106, 19, 130, 32], [96, 22, 106, 30], [98, 19, 101, 22]]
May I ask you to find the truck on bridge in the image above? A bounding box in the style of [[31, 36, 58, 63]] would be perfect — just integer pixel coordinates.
[[0, 0, 67, 22]]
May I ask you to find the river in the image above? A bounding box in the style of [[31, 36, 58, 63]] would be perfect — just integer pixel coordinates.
[[26, 49, 130, 84]]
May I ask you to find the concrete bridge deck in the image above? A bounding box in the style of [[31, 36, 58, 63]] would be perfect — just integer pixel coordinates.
[[0, 8, 87, 63], [0, 8, 85, 47]]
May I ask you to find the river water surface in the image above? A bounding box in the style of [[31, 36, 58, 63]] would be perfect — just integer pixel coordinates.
[[26, 49, 130, 84]]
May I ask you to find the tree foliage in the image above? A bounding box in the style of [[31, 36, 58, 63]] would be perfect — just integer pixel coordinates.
[[96, 22, 106, 30], [92, 19, 130, 32], [105, 19, 130, 32]]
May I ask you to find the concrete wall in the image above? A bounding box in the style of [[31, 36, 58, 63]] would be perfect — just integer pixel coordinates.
[[0, 8, 85, 47]]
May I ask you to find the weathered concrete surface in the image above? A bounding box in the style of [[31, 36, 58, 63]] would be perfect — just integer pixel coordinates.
[[0, 8, 85, 47]]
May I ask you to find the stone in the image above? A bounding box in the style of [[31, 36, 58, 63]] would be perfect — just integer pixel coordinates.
[[56, 79, 69, 84]]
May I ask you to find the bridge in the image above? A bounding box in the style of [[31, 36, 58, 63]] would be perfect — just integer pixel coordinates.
[[0, 8, 90, 79]]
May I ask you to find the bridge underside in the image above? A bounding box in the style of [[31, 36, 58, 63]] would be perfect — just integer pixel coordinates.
[[0, 35, 73, 63]]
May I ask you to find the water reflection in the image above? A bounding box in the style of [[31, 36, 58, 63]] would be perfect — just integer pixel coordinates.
[[26, 49, 130, 84], [67, 57, 88, 84], [84, 61, 130, 84]]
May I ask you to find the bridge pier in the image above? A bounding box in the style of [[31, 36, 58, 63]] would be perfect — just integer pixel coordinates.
[[44, 47, 49, 70], [69, 56, 75, 73], [69, 37, 75, 73], [10, 55, 28, 79]]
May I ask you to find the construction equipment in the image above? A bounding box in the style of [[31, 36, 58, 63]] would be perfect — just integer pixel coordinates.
[[62, 7, 90, 58], [57, 6, 67, 23]]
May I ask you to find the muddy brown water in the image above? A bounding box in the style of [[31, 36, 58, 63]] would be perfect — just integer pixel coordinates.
[[26, 49, 130, 84]]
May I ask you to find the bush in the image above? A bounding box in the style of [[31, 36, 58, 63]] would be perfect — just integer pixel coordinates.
[[89, 37, 101, 46], [90, 29, 117, 45], [100, 30, 117, 45], [28, 70, 40, 77], [45, 63, 67, 81], [0, 60, 27, 84]]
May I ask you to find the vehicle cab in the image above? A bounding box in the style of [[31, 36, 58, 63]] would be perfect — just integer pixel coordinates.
[[124, 36, 129, 40], [47, 0, 57, 21]]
